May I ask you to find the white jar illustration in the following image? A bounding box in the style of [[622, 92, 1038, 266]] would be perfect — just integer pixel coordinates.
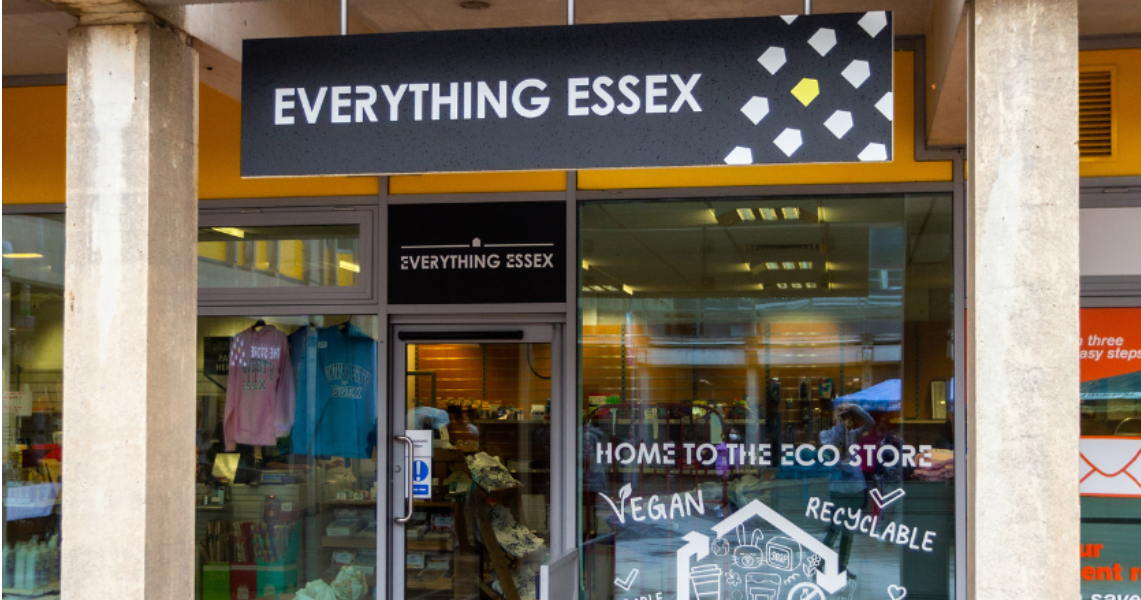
[[745, 572, 781, 600]]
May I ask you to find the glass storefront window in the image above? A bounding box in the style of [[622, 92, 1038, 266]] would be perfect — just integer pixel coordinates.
[[3, 214, 66, 595], [195, 315, 378, 600], [579, 196, 956, 600], [1079, 308, 1141, 599], [198, 225, 362, 289]]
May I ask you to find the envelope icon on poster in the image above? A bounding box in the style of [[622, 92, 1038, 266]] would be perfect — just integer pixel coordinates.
[[1080, 437, 1141, 497]]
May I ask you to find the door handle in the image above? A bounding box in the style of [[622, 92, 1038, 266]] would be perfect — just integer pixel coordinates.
[[394, 435, 415, 524]]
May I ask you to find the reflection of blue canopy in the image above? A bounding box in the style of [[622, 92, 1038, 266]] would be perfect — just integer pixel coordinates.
[[1081, 370, 1141, 400], [834, 379, 901, 411]]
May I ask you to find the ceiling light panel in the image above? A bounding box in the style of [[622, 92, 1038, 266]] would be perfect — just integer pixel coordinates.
[[211, 227, 246, 239]]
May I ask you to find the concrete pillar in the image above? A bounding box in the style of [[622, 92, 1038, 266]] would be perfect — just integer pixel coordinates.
[[967, 2, 1079, 600], [61, 17, 197, 600]]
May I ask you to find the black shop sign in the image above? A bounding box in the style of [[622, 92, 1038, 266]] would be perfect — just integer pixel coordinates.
[[388, 202, 565, 305], [241, 12, 894, 176]]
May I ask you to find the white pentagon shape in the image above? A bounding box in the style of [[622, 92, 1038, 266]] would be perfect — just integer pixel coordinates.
[[824, 110, 854, 139], [724, 146, 754, 165], [841, 60, 871, 88], [757, 47, 787, 75], [740, 97, 770, 125], [875, 92, 894, 121], [773, 128, 803, 157], [858, 143, 888, 162], [780, 15, 798, 24], [859, 11, 888, 38], [808, 28, 837, 57]]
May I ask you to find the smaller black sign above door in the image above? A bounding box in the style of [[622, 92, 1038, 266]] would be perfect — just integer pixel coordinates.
[[388, 202, 566, 305]]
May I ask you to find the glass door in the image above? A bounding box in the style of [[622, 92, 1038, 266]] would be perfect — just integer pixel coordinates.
[[391, 325, 558, 600]]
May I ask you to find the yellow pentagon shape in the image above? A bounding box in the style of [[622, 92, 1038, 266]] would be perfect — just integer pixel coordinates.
[[791, 78, 820, 106]]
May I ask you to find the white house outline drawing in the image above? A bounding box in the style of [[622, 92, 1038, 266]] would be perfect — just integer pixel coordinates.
[[676, 499, 848, 599]]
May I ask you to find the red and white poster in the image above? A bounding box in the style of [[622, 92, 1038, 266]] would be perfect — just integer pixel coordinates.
[[1079, 308, 1141, 498]]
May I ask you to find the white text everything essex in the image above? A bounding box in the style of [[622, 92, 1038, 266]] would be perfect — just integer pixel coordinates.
[[274, 75, 702, 125]]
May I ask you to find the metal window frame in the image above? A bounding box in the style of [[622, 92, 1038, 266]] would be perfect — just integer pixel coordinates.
[[198, 199, 379, 307], [192, 192, 391, 595], [1, 203, 67, 214], [387, 321, 563, 597], [573, 176, 966, 600]]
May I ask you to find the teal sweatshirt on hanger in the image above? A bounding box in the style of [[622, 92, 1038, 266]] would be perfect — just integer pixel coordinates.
[[289, 323, 378, 458]]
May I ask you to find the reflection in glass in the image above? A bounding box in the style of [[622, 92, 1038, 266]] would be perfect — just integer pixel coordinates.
[[195, 315, 378, 600], [198, 225, 361, 289], [579, 196, 955, 600], [3, 214, 66, 595], [404, 343, 552, 600]]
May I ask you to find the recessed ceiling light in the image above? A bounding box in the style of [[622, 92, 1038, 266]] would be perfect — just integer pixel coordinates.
[[758, 207, 780, 221], [777, 282, 788, 289], [782, 207, 801, 219], [806, 282, 818, 289], [798, 261, 813, 269], [460, 0, 490, 9], [766, 262, 781, 270], [791, 282, 803, 289], [781, 262, 796, 270], [622, 284, 635, 295], [582, 260, 589, 270], [736, 208, 756, 221]]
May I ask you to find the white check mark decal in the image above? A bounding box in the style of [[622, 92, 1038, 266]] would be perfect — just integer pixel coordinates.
[[615, 568, 640, 591]]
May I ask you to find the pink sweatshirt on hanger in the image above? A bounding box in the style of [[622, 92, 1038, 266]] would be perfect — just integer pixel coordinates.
[[224, 325, 295, 450]]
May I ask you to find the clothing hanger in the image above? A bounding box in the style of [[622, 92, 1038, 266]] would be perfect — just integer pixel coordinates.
[[251, 318, 267, 331]]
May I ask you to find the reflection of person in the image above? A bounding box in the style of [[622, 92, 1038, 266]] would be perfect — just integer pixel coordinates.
[[715, 427, 741, 480], [819, 403, 874, 575], [446, 407, 480, 444]]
